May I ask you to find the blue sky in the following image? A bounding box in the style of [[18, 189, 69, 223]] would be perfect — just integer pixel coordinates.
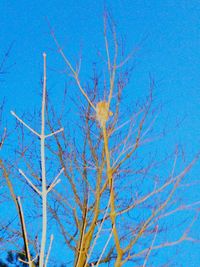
[[0, 0, 200, 266], [1, 0, 200, 155]]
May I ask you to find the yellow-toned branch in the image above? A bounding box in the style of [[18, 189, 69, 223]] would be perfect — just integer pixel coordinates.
[[102, 124, 123, 267]]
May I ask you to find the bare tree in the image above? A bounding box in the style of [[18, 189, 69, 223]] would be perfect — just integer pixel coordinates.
[[44, 14, 199, 266], [1, 14, 199, 267]]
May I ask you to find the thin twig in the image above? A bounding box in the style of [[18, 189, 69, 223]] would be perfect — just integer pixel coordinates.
[[85, 197, 111, 266], [0, 127, 6, 150], [142, 225, 158, 267], [96, 226, 114, 266], [48, 25, 96, 111]]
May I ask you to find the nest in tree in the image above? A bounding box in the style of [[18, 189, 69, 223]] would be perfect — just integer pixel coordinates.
[[96, 101, 113, 127]]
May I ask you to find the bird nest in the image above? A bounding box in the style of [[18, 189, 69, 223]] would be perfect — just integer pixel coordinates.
[[96, 101, 113, 127]]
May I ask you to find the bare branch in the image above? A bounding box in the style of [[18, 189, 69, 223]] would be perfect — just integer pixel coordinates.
[[0, 127, 6, 150], [19, 169, 41, 196], [11, 111, 40, 137], [48, 23, 96, 111], [45, 127, 64, 138], [142, 225, 158, 267], [47, 167, 64, 193], [16, 197, 32, 267], [45, 234, 54, 267]]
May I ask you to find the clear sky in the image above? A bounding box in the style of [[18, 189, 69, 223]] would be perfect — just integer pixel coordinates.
[[0, 0, 200, 266]]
